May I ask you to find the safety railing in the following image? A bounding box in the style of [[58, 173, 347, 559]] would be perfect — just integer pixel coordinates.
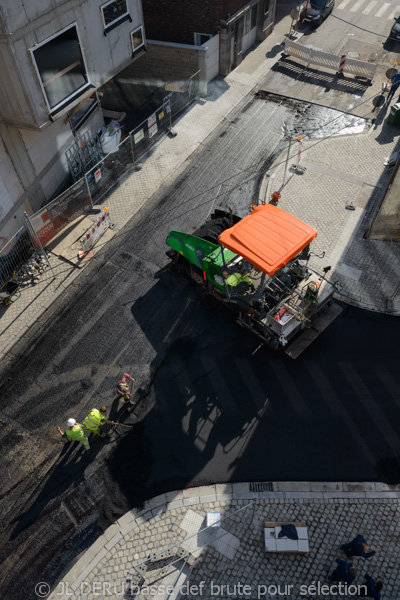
[[284, 40, 377, 81], [29, 178, 92, 247], [0, 215, 53, 290], [0, 227, 36, 289]]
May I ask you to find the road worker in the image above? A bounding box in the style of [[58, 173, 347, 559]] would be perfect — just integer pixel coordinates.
[[117, 372, 135, 401], [83, 406, 116, 438], [223, 269, 254, 293], [387, 72, 400, 103], [57, 418, 91, 453]]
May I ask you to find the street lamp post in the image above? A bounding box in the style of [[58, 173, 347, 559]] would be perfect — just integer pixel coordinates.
[[281, 121, 293, 189]]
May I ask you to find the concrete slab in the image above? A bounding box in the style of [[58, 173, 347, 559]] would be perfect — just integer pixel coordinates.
[[232, 482, 249, 493], [309, 482, 343, 492], [183, 497, 200, 506], [215, 483, 233, 495], [183, 486, 215, 498], [343, 482, 376, 492], [211, 531, 240, 559], [103, 523, 120, 541], [275, 481, 311, 492], [334, 262, 362, 281], [180, 509, 205, 534]]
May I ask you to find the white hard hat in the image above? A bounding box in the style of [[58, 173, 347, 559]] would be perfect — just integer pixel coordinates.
[[67, 418, 76, 427]]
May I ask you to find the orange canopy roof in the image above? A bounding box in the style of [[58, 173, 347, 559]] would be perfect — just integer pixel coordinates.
[[218, 204, 317, 275]]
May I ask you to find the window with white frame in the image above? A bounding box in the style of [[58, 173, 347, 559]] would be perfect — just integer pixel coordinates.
[[194, 33, 212, 46], [30, 24, 90, 113], [131, 26, 145, 53], [101, 0, 129, 29]]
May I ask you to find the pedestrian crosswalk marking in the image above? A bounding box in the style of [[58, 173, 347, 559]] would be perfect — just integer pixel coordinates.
[[339, 361, 400, 455], [362, 1, 378, 16], [199, 355, 241, 418], [234, 358, 270, 414], [338, 0, 352, 9], [304, 361, 377, 467], [350, 0, 367, 13], [268, 361, 311, 416], [338, 0, 394, 19], [375, 3, 391, 18]]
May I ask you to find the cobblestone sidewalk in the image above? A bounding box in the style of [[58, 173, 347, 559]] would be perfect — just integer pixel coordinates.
[[48, 483, 400, 600], [267, 126, 400, 314]]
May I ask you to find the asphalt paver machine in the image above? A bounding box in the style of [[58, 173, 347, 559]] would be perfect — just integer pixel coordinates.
[[166, 204, 343, 358]]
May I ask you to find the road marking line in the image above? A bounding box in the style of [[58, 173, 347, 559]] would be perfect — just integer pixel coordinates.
[[304, 361, 376, 466], [375, 3, 391, 18], [372, 365, 400, 412], [350, 0, 367, 13], [339, 361, 400, 454], [268, 360, 311, 416], [234, 358, 270, 414], [337, 0, 352, 10], [362, 0, 378, 16], [200, 355, 241, 417]]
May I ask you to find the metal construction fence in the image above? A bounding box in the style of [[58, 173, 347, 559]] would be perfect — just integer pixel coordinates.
[[0, 215, 53, 291], [87, 71, 201, 206], [0, 227, 36, 289], [27, 70, 201, 245], [284, 40, 377, 81], [30, 178, 92, 247]]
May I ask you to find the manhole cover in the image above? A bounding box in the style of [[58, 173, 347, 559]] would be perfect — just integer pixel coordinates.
[[347, 52, 359, 58], [386, 67, 398, 79]]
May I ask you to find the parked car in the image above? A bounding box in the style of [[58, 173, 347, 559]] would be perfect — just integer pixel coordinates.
[[390, 15, 400, 41], [300, 0, 335, 27]]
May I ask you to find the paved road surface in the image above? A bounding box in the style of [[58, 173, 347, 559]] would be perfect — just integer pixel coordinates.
[[1, 95, 400, 600]]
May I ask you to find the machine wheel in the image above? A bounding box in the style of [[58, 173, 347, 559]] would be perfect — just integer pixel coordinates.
[[3, 296, 11, 306]]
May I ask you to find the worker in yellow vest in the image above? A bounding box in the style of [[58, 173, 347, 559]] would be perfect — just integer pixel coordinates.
[[223, 269, 254, 292], [83, 406, 116, 438], [57, 418, 91, 453]]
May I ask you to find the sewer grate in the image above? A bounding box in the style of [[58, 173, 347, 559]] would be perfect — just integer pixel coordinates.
[[249, 482, 273, 492]]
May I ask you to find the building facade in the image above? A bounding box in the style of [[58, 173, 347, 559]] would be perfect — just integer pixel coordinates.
[[0, 0, 146, 241], [142, 0, 276, 76]]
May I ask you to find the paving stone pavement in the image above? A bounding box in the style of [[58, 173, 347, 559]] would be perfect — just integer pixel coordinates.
[[48, 483, 400, 600], [268, 127, 400, 313]]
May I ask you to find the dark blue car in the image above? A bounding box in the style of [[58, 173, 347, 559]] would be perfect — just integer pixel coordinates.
[[390, 15, 400, 41], [300, 0, 335, 27]]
